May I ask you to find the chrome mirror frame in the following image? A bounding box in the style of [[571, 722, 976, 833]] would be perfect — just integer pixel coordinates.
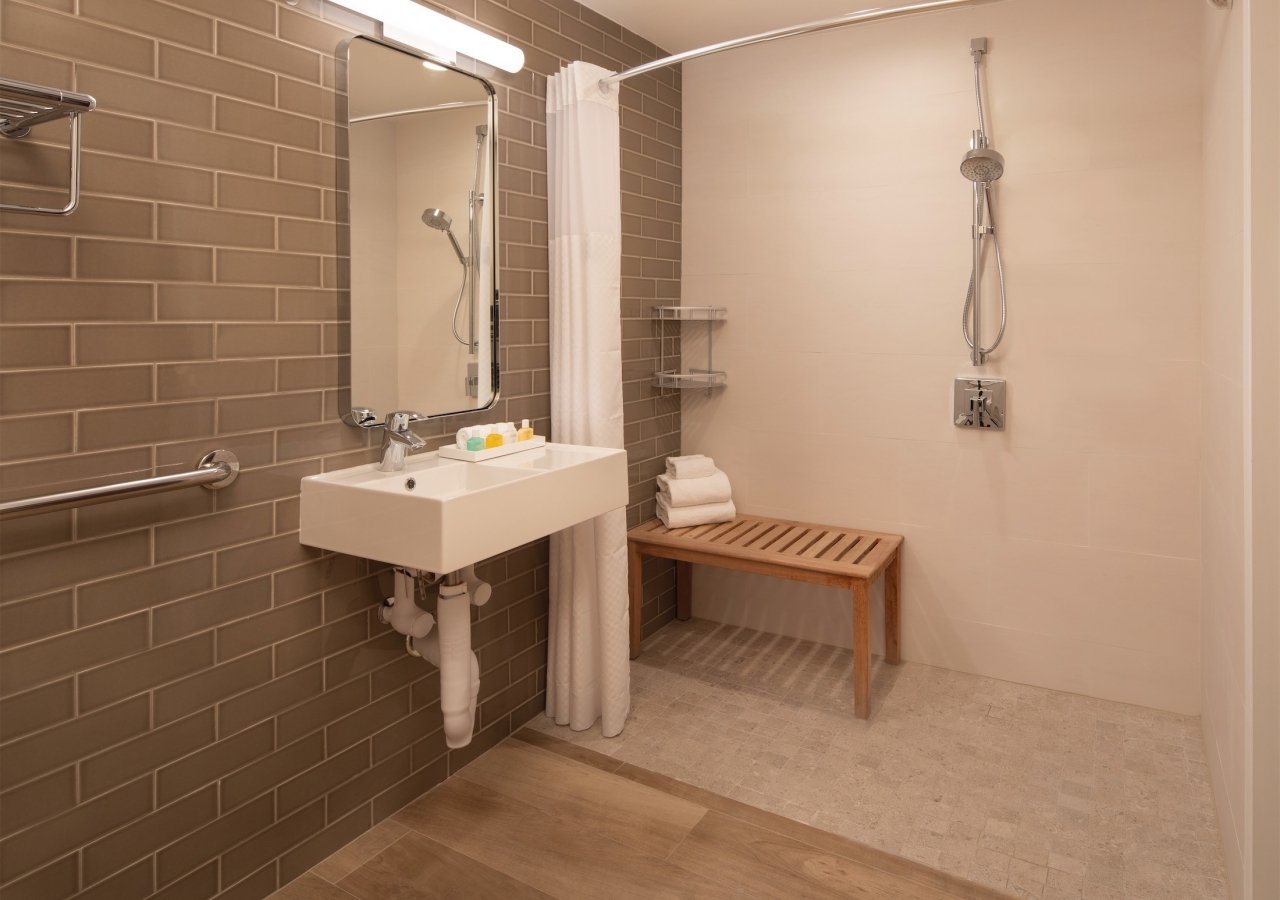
[[339, 34, 501, 433]]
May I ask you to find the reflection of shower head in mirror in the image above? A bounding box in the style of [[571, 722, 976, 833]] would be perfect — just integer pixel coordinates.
[[421, 207, 466, 264]]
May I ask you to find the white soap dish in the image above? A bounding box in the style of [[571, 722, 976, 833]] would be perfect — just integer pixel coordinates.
[[438, 435, 546, 462]]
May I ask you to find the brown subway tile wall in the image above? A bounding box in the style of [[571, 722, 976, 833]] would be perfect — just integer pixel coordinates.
[[0, 0, 679, 897]]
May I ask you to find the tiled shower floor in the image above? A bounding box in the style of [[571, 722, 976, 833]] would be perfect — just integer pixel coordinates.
[[526, 618, 1228, 900]]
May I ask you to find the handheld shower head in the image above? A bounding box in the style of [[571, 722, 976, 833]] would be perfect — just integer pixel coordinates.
[[421, 207, 466, 264], [421, 208, 452, 231], [960, 146, 1005, 183]]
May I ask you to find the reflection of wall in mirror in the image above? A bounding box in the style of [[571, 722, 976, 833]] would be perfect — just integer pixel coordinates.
[[350, 119, 400, 411], [395, 106, 488, 411], [350, 105, 492, 417]]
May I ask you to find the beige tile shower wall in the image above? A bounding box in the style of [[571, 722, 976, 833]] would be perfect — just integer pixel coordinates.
[[1249, 4, 1280, 897], [1199, 3, 1248, 894], [679, 0, 1203, 714], [1198, 1, 1280, 897], [0, 1, 679, 898]]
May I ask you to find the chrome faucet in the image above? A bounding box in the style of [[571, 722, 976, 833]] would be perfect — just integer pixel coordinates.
[[378, 411, 426, 472]]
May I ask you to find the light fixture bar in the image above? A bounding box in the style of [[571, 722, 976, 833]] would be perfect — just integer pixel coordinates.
[[328, 0, 524, 73]]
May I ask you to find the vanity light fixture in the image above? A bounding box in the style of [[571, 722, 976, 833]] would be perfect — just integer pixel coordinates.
[[329, 0, 525, 73]]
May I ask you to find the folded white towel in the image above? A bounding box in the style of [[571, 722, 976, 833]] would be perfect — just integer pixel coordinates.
[[665, 454, 717, 479], [657, 494, 736, 529], [656, 470, 732, 508]]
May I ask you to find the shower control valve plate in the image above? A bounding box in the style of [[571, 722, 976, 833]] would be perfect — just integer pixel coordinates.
[[954, 377, 1006, 430]]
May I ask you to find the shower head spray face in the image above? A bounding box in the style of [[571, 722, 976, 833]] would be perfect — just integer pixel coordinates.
[[960, 147, 1005, 183], [421, 208, 453, 230], [422, 207, 466, 264]]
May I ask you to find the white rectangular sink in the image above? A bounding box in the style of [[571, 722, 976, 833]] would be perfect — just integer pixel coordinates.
[[299, 443, 628, 573]]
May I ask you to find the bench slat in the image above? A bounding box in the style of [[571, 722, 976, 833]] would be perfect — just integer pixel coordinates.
[[771, 526, 813, 555], [856, 537, 898, 573], [724, 519, 773, 546], [822, 532, 864, 562], [696, 520, 741, 542], [740, 522, 784, 549], [801, 531, 843, 560], [708, 519, 754, 543], [631, 514, 901, 580], [837, 536, 869, 563], [788, 529, 830, 558], [758, 524, 803, 552]]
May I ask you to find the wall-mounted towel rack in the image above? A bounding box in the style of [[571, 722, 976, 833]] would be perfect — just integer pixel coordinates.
[[0, 76, 97, 216], [0, 451, 240, 521]]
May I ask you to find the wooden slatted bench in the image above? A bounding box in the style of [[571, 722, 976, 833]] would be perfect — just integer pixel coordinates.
[[627, 514, 902, 719]]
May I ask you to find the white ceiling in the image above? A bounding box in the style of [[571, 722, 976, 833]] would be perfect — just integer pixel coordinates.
[[581, 0, 871, 54]]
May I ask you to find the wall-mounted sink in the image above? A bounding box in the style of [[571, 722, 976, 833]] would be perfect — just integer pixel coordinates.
[[299, 443, 627, 573]]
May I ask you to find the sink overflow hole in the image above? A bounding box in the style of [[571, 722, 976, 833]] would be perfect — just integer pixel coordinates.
[[405, 478, 416, 490]]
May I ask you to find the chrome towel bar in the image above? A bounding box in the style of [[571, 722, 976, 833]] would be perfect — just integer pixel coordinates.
[[0, 450, 240, 521], [0, 76, 97, 216]]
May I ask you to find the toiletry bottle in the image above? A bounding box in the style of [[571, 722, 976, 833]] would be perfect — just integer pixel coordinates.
[[484, 426, 504, 449], [517, 419, 533, 441], [466, 434, 485, 452]]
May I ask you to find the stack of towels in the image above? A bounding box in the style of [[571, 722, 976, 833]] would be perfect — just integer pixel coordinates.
[[656, 454, 736, 528]]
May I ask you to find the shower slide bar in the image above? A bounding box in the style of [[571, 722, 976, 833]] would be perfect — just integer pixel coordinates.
[[0, 451, 240, 521], [599, 0, 1001, 90]]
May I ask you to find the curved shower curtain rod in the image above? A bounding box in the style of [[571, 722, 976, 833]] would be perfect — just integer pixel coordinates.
[[599, 0, 1003, 91]]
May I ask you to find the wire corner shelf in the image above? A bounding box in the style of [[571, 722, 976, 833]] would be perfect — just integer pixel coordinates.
[[651, 305, 727, 322], [652, 305, 728, 392], [654, 369, 728, 390], [0, 76, 97, 216]]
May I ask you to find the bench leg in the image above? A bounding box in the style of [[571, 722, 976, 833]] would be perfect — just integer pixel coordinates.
[[628, 543, 644, 660], [853, 580, 870, 719], [885, 552, 901, 665], [676, 561, 692, 621]]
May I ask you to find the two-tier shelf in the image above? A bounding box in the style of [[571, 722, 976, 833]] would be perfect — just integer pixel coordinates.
[[651, 305, 727, 391]]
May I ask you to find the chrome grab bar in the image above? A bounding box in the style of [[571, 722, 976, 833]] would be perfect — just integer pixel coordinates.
[[0, 450, 240, 521]]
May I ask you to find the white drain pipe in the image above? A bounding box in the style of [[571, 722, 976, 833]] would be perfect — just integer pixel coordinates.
[[414, 579, 479, 748], [382, 567, 490, 748], [383, 568, 435, 638]]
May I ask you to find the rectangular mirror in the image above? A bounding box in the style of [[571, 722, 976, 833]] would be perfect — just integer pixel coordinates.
[[345, 35, 499, 427]]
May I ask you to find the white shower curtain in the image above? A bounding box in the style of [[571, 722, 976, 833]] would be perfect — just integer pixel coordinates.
[[545, 62, 630, 736]]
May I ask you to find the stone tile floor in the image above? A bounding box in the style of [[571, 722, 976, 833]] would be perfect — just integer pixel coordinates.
[[527, 618, 1228, 900]]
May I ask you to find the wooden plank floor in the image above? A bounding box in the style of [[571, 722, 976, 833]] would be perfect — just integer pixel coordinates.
[[272, 730, 1017, 900]]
